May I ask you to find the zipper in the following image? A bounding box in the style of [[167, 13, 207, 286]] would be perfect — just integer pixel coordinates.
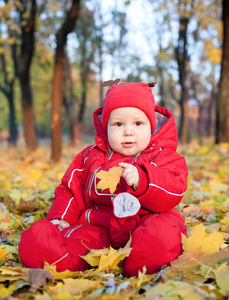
[[107, 148, 113, 162], [150, 148, 162, 163], [87, 166, 102, 200], [132, 152, 141, 164]]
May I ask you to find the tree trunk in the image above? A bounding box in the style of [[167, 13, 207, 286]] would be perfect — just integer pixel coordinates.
[[179, 88, 189, 144], [63, 52, 78, 145], [75, 83, 86, 145], [206, 86, 216, 137], [51, 0, 81, 162], [0, 52, 18, 146], [216, 0, 229, 143], [8, 86, 18, 146], [175, 13, 190, 145], [51, 49, 64, 161], [19, 73, 37, 151], [18, 0, 37, 151]]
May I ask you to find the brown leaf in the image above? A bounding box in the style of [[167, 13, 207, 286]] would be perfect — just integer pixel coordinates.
[[171, 247, 229, 271], [182, 206, 201, 217], [29, 269, 54, 291]]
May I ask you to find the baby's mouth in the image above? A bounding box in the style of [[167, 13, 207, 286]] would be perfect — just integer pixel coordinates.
[[122, 142, 135, 148]]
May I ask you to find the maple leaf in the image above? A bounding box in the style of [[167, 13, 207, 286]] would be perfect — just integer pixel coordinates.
[[171, 247, 229, 272], [97, 238, 132, 272], [80, 247, 110, 267], [0, 266, 30, 282], [0, 284, 16, 298], [95, 166, 123, 194], [47, 278, 100, 296], [0, 247, 9, 263], [182, 224, 225, 253], [220, 215, 229, 232], [81, 238, 132, 273], [213, 263, 229, 296], [44, 262, 83, 280]]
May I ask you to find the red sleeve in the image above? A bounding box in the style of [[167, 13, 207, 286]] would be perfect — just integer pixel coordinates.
[[127, 149, 188, 212], [46, 147, 91, 225]]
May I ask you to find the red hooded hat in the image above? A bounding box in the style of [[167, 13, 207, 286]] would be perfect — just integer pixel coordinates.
[[102, 82, 156, 134]]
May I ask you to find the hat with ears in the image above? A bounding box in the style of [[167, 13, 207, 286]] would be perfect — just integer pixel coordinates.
[[102, 82, 156, 134]]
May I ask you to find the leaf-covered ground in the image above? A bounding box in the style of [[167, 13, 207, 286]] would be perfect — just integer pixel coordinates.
[[0, 143, 229, 299]]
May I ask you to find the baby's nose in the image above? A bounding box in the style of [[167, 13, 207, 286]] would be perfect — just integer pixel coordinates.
[[123, 126, 133, 135]]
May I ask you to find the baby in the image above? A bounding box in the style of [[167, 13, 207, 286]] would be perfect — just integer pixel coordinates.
[[19, 82, 188, 277]]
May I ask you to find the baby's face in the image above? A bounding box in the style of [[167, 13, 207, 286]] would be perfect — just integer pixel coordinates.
[[107, 107, 151, 156]]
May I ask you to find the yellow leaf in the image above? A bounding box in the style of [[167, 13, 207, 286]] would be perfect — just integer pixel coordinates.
[[44, 262, 83, 280], [95, 166, 123, 194], [182, 224, 224, 253], [145, 280, 204, 300], [0, 266, 30, 282], [220, 215, 229, 232], [80, 247, 110, 267], [97, 238, 132, 272], [29, 170, 42, 181], [137, 266, 147, 288], [0, 284, 16, 297], [213, 263, 229, 296], [0, 247, 8, 262], [47, 278, 100, 296]]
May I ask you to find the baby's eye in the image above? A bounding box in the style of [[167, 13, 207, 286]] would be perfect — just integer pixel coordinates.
[[135, 121, 142, 126], [115, 122, 122, 127]]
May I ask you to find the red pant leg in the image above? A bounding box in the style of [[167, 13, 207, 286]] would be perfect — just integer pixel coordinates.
[[123, 210, 186, 277], [19, 220, 111, 272], [19, 220, 72, 270], [60, 223, 111, 271]]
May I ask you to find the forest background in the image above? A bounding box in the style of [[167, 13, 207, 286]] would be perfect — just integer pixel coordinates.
[[0, 0, 229, 162], [0, 0, 229, 299]]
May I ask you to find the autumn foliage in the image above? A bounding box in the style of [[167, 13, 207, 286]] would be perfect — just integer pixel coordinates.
[[0, 143, 229, 299]]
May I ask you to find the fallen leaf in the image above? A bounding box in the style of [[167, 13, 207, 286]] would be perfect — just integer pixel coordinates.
[[137, 266, 147, 288], [213, 263, 229, 296], [95, 166, 123, 194], [47, 278, 100, 296], [0, 247, 9, 262], [220, 215, 229, 232], [182, 224, 225, 253], [0, 266, 30, 282], [145, 280, 204, 300], [97, 238, 132, 272], [171, 247, 229, 272], [44, 262, 83, 280], [29, 268, 54, 291], [0, 284, 16, 297], [182, 206, 201, 217], [81, 248, 110, 267]]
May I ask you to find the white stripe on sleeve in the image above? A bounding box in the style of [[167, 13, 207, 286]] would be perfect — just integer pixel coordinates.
[[149, 183, 185, 197], [61, 197, 74, 219]]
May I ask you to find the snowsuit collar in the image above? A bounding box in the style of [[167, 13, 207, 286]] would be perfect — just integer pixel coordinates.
[[93, 105, 178, 154]]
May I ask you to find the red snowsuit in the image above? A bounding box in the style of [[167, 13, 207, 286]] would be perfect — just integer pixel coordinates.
[[19, 105, 188, 276]]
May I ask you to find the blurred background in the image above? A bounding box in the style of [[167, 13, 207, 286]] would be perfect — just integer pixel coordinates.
[[0, 0, 228, 162]]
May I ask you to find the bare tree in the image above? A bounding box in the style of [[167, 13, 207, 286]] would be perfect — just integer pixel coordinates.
[[0, 49, 18, 146], [51, 0, 81, 163], [175, 0, 192, 145], [216, 0, 229, 143], [17, 0, 38, 151]]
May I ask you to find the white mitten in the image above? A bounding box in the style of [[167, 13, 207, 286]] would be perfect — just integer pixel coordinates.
[[113, 193, 141, 218]]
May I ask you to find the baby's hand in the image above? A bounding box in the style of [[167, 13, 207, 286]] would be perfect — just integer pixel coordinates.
[[58, 219, 70, 232], [119, 162, 139, 190]]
